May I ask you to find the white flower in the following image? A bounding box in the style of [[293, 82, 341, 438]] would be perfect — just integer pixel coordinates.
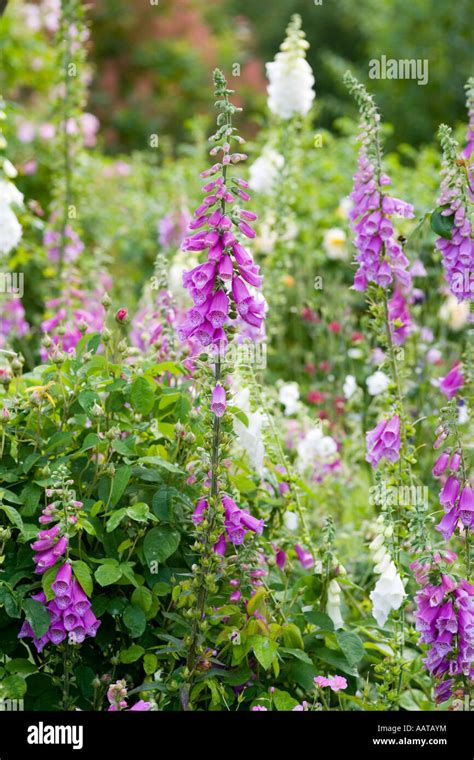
[[2, 159, 17, 179], [266, 15, 315, 120], [369, 521, 406, 627], [439, 295, 470, 331], [0, 179, 24, 207], [326, 579, 344, 630], [347, 348, 363, 359], [323, 227, 347, 260], [233, 387, 266, 475], [278, 381, 300, 415], [366, 370, 390, 396], [284, 510, 299, 531], [370, 562, 406, 627], [0, 203, 22, 256], [336, 196, 353, 219], [249, 149, 284, 195], [297, 427, 337, 471], [458, 404, 469, 425], [343, 374, 357, 399]]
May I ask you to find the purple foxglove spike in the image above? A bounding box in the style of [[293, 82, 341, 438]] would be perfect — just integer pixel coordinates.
[[18, 621, 35, 639], [49, 622, 67, 645], [218, 254, 233, 280], [204, 229, 221, 247], [237, 263, 262, 288], [208, 209, 223, 227], [221, 231, 235, 247], [211, 383, 226, 418], [31, 591, 46, 604], [38, 515, 54, 524], [232, 242, 253, 266], [276, 548, 287, 570], [239, 511, 264, 535], [241, 310, 263, 328], [439, 476, 460, 508], [222, 495, 239, 519], [188, 300, 212, 328], [212, 327, 228, 349], [64, 610, 81, 632], [439, 365, 464, 400], [435, 506, 460, 541], [208, 240, 224, 261], [51, 562, 73, 596], [208, 290, 229, 328], [37, 524, 60, 540], [449, 451, 461, 472], [295, 544, 314, 570], [458, 486, 474, 526], [83, 609, 101, 636], [191, 262, 216, 290], [190, 280, 214, 306], [70, 625, 86, 643], [71, 580, 90, 616], [213, 533, 227, 555], [232, 276, 251, 304], [220, 215, 232, 231], [189, 215, 209, 230], [238, 221, 256, 238], [192, 498, 208, 525], [432, 451, 450, 478], [226, 525, 246, 545], [193, 320, 215, 347], [52, 535, 68, 557], [33, 549, 58, 573], [31, 537, 56, 552]]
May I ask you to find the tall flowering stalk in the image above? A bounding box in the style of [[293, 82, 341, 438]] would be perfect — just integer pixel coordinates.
[[179, 70, 265, 710], [344, 74, 420, 700], [19, 465, 100, 709], [432, 123, 474, 302]]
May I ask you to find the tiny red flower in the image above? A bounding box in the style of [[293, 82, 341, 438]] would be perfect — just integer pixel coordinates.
[[328, 321, 341, 333], [115, 309, 128, 323]]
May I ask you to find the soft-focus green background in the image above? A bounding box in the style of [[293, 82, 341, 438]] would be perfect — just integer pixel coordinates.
[[85, 0, 472, 151]]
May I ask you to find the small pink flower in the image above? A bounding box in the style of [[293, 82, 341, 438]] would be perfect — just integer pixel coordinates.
[[115, 308, 128, 323]]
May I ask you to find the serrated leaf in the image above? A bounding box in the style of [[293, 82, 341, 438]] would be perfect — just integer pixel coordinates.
[[143, 526, 180, 566], [430, 207, 454, 240], [120, 644, 144, 663], [273, 688, 299, 711], [22, 598, 51, 638], [250, 636, 278, 670], [95, 563, 122, 587], [109, 466, 132, 507], [123, 604, 146, 638], [131, 376, 155, 415], [336, 631, 365, 667], [71, 560, 93, 597]]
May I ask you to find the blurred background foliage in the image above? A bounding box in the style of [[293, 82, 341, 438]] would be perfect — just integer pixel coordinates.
[[1, 0, 471, 151], [84, 0, 472, 151]]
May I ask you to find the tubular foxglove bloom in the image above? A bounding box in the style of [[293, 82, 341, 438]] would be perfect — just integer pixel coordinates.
[[439, 365, 464, 400], [179, 82, 264, 353], [434, 124, 474, 302], [412, 560, 474, 704], [365, 415, 401, 468], [211, 383, 227, 417], [19, 469, 99, 651], [369, 518, 406, 627], [344, 73, 414, 343], [265, 15, 315, 120]]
